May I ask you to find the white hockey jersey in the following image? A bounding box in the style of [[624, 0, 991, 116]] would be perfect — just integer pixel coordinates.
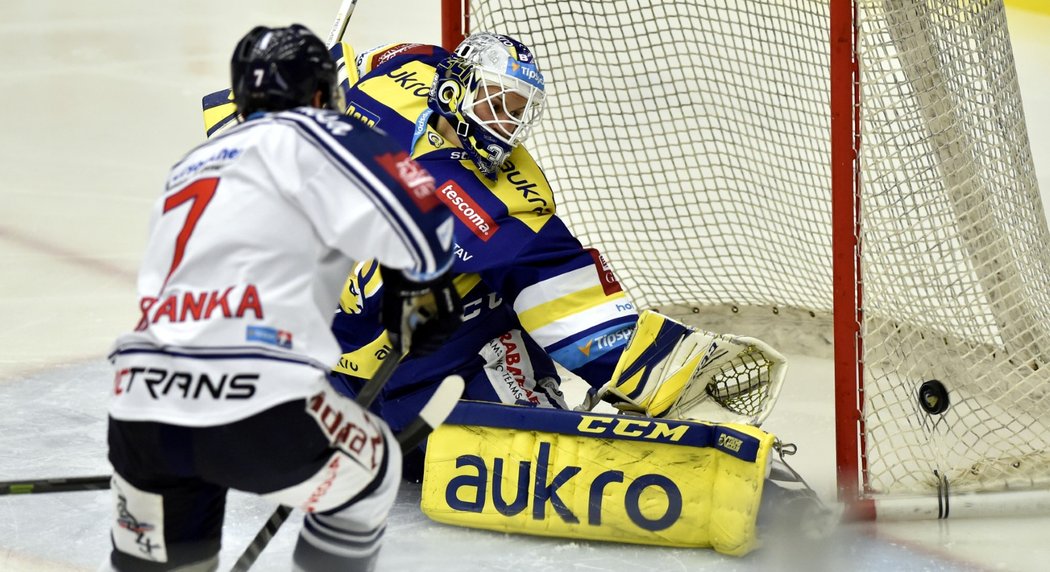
[[109, 108, 454, 426]]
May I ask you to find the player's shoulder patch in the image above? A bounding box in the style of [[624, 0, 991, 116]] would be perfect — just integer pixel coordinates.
[[359, 43, 441, 75], [282, 107, 356, 137]]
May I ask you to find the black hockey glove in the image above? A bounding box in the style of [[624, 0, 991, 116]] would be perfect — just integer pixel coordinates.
[[379, 265, 462, 357]]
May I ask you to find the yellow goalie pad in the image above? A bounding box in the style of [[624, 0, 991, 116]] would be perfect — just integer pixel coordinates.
[[420, 401, 775, 556]]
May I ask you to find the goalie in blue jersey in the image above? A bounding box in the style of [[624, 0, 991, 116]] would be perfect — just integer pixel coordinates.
[[311, 32, 790, 453]]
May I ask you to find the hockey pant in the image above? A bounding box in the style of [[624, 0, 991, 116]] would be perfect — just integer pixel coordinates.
[[105, 386, 401, 572]]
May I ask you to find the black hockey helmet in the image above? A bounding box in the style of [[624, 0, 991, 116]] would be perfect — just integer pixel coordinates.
[[230, 24, 344, 117]]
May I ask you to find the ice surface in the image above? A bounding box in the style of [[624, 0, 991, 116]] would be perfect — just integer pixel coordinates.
[[4, 0, 1050, 570], [0, 361, 981, 572]]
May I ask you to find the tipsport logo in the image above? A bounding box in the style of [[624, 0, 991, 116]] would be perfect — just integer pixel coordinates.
[[577, 327, 634, 358], [506, 60, 544, 90]]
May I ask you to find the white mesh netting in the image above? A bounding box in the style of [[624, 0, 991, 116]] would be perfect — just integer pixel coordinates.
[[465, 0, 1050, 498]]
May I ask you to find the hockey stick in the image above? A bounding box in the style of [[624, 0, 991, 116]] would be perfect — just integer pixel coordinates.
[[229, 373, 464, 572], [202, 0, 359, 137], [0, 475, 110, 495], [324, 0, 359, 48]]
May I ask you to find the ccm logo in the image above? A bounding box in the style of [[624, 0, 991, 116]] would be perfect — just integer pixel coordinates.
[[576, 416, 688, 442]]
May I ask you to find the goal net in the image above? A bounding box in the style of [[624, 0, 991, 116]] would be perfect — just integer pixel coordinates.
[[448, 0, 1050, 518]]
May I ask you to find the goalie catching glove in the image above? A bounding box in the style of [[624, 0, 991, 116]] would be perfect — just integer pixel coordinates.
[[379, 265, 463, 356], [580, 310, 787, 425]]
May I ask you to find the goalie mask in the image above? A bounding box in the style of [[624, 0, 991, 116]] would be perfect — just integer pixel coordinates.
[[231, 24, 345, 118], [428, 33, 546, 178]]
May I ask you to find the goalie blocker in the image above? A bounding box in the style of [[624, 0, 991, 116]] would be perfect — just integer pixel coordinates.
[[420, 401, 776, 555], [581, 309, 787, 425]]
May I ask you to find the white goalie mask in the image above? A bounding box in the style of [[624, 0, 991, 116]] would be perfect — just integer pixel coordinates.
[[429, 33, 546, 177]]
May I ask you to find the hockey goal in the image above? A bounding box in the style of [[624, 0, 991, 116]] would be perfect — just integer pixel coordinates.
[[442, 0, 1050, 519]]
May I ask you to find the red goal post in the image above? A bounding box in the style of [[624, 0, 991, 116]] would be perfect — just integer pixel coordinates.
[[442, 0, 1050, 520]]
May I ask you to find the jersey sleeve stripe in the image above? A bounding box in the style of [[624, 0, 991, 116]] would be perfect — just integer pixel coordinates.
[[524, 301, 636, 350], [514, 265, 608, 311], [516, 285, 627, 332], [108, 343, 331, 371]]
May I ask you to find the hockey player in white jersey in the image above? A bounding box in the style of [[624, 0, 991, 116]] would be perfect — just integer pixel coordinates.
[[104, 24, 459, 572]]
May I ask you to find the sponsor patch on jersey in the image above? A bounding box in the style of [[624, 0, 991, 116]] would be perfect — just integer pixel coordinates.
[[480, 331, 541, 406], [436, 180, 500, 241], [588, 248, 623, 296], [375, 151, 439, 212], [246, 325, 293, 349], [370, 43, 434, 69], [550, 324, 633, 370], [346, 100, 380, 127], [168, 147, 241, 188]]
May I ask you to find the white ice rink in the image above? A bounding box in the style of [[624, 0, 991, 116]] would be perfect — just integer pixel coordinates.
[[3, 1, 1050, 570]]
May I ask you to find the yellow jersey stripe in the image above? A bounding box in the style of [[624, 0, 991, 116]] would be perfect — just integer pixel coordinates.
[[517, 285, 626, 332]]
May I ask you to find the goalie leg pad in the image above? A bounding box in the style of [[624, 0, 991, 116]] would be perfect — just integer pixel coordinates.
[[420, 401, 776, 556], [595, 310, 787, 425]]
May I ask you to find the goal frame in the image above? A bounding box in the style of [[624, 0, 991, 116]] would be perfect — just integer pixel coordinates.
[[441, 0, 1050, 521], [441, 0, 873, 518]]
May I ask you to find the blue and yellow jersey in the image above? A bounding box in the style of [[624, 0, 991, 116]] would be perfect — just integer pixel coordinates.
[[329, 43, 639, 400]]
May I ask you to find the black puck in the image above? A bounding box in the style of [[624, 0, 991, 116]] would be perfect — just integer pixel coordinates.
[[918, 379, 950, 415]]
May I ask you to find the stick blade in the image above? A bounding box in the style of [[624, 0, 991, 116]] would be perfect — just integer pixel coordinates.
[[396, 375, 464, 450], [420, 375, 465, 428]]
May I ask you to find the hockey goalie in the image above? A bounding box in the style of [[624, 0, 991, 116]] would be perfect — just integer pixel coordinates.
[[316, 33, 827, 554]]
